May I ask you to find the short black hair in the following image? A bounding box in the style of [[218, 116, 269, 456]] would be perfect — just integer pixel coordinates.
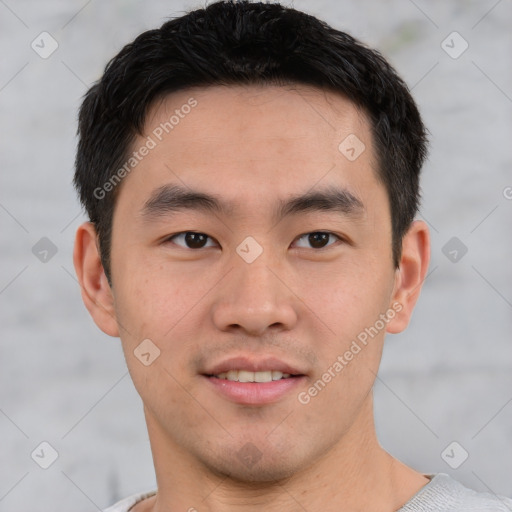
[[74, 0, 428, 283]]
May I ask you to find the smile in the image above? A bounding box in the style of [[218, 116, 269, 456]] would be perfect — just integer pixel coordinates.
[[210, 370, 294, 382]]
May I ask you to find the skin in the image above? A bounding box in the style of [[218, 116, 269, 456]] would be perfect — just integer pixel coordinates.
[[74, 84, 431, 512]]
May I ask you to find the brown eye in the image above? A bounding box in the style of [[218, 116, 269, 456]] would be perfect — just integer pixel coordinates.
[[294, 232, 341, 250], [167, 232, 215, 249]]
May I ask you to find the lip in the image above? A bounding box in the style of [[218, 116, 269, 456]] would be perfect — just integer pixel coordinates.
[[203, 374, 307, 405], [203, 356, 306, 377]]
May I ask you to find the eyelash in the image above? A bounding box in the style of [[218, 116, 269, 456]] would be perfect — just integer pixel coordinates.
[[163, 231, 344, 250]]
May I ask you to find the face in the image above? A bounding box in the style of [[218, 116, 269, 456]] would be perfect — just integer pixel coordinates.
[[95, 84, 407, 481]]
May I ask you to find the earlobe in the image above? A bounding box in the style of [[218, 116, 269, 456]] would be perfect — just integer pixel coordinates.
[[386, 220, 430, 334], [73, 222, 120, 337]]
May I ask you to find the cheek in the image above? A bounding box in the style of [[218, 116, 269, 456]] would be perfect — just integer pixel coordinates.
[[113, 262, 211, 388], [296, 259, 391, 388], [128, 360, 202, 434], [115, 258, 204, 338], [298, 260, 387, 333]]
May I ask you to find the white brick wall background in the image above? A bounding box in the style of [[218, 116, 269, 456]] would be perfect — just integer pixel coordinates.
[[0, 1, 511, 510]]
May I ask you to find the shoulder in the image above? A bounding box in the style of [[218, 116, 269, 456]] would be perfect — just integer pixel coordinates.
[[399, 473, 512, 511], [102, 489, 157, 512]]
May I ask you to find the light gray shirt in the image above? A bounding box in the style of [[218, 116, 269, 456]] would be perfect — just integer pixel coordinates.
[[103, 473, 512, 511]]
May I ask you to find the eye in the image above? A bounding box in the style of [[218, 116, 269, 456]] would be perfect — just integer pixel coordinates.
[[293, 231, 342, 250], [165, 231, 217, 249], [164, 231, 343, 251]]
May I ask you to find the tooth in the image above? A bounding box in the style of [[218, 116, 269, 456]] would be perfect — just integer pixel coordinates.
[[226, 370, 239, 381], [213, 370, 294, 382], [254, 371, 272, 383], [238, 370, 254, 382]]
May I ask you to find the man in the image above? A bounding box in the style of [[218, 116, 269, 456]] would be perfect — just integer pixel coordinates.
[[72, 1, 512, 510]]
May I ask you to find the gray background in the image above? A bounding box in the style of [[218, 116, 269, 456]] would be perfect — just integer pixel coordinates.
[[0, 0, 511, 510]]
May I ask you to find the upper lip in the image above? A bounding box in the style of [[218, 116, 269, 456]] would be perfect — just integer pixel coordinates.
[[203, 356, 306, 376]]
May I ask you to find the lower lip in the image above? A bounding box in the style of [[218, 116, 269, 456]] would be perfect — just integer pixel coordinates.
[[203, 375, 306, 405]]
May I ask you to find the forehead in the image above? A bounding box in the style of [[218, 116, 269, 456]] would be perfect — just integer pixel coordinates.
[[145, 83, 371, 151], [117, 84, 383, 218]]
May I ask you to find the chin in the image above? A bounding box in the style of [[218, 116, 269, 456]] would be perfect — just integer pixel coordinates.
[[201, 447, 301, 485]]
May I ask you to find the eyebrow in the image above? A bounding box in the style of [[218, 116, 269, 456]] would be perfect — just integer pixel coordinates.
[[140, 183, 365, 224]]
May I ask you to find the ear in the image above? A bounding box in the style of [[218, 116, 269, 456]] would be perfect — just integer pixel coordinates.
[[73, 221, 119, 337], [386, 220, 430, 334]]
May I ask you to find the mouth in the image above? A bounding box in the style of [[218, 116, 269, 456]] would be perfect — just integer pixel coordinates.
[[205, 369, 301, 383], [202, 370, 306, 405], [201, 356, 308, 405]]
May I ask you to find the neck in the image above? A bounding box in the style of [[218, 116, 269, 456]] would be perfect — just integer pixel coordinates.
[[141, 393, 428, 512]]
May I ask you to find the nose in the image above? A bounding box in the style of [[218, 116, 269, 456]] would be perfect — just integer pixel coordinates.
[[211, 251, 298, 336]]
